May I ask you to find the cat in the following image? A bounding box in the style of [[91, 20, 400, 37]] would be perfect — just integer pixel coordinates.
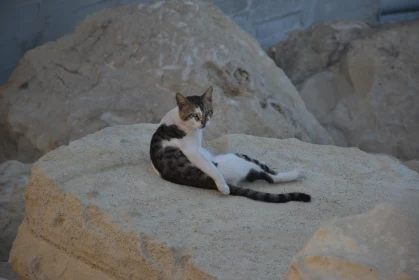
[[149, 86, 311, 203]]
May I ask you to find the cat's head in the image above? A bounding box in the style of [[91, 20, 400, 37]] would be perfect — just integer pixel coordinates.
[[175, 86, 214, 130]]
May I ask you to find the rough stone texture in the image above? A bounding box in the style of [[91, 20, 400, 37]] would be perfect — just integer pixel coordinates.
[[0, 0, 381, 85], [9, 124, 419, 279], [404, 159, 419, 173], [269, 20, 419, 161], [267, 21, 380, 86], [0, 161, 32, 261], [287, 200, 419, 279], [0, 0, 333, 164]]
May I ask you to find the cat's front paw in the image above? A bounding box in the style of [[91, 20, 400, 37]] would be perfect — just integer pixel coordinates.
[[217, 182, 230, 195]]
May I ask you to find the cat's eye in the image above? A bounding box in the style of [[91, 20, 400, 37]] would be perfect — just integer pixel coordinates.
[[190, 113, 199, 119], [206, 111, 213, 116]]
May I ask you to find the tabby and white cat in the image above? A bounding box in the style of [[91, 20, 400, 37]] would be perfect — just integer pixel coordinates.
[[149, 86, 311, 203]]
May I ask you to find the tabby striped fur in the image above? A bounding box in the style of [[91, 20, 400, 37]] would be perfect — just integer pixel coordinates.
[[150, 86, 311, 203]]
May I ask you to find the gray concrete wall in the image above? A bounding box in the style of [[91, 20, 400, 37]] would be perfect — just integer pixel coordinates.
[[0, 0, 389, 84]]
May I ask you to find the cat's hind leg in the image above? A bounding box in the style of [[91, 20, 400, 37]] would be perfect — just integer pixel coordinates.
[[235, 153, 276, 175], [244, 168, 301, 184], [244, 169, 274, 183], [271, 169, 301, 183], [236, 153, 302, 184]]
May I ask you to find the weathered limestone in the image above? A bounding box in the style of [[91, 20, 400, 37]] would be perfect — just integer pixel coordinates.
[[287, 200, 419, 279], [9, 124, 419, 279], [0, 0, 332, 164], [269, 20, 419, 161]]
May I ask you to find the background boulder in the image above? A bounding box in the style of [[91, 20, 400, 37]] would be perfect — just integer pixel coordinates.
[[268, 21, 378, 87], [0, 0, 332, 164], [268, 20, 419, 161]]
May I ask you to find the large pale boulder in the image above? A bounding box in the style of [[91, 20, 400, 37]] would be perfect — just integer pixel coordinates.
[[0, 161, 31, 261], [0, 0, 332, 164], [287, 200, 419, 280], [9, 124, 419, 279], [269, 20, 419, 160], [267, 21, 380, 87]]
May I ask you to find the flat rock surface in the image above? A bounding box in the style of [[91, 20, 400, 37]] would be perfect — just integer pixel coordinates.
[[9, 124, 419, 279]]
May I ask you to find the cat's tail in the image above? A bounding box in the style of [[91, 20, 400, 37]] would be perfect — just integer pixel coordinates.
[[229, 186, 311, 203]]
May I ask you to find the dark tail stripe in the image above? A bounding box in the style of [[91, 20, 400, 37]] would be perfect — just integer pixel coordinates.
[[229, 186, 311, 203], [236, 153, 276, 175]]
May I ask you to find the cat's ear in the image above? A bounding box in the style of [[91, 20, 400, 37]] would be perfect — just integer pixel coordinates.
[[202, 86, 213, 102], [175, 92, 190, 110]]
